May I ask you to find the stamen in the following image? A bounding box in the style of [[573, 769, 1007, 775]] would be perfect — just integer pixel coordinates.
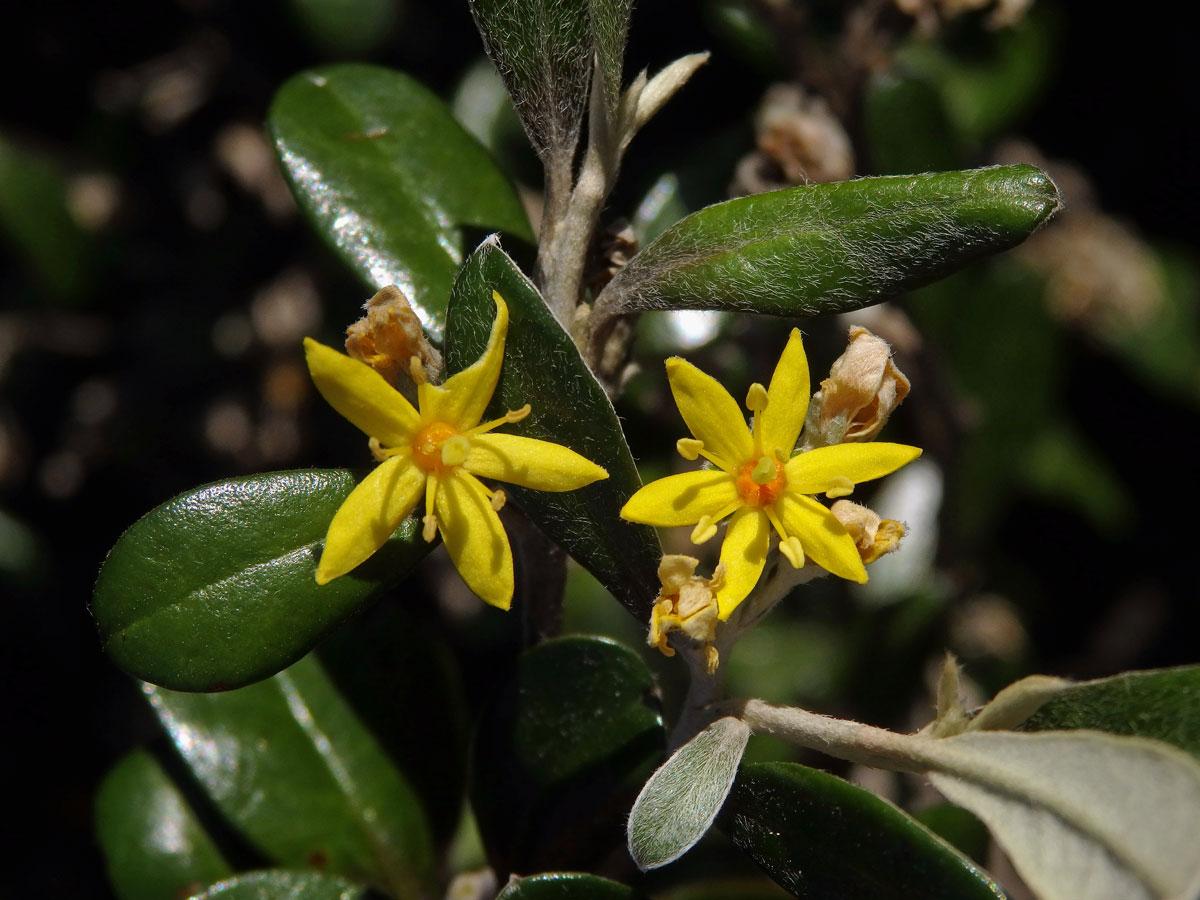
[[440, 434, 471, 467], [779, 535, 805, 568], [676, 437, 704, 460], [505, 404, 531, 423], [422, 477, 439, 542], [471, 404, 532, 436], [825, 475, 854, 499], [704, 645, 720, 675], [746, 382, 768, 453], [408, 355, 426, 385], [369, 436, 389, 463], [490, 488, 506, 511], [751, 456, 776, 485], [745, 382, 768, 412], [691, 515, 719, 545], [697, 447, 737, 475]]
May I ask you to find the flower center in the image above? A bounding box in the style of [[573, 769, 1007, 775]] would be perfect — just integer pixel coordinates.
[[736, 455, 786, 506], [411, 421, 468, 473]]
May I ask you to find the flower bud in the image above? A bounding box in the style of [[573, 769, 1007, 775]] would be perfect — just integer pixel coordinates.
[[345, 286, 443, 390], [804, 326, 910, 448]]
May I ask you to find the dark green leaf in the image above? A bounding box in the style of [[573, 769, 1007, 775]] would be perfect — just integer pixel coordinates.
[[95, 750, 233, 900], [319, 599, 469, 845], [470, 636, 665, 874], [1019, 666, 1200, 758], [628, 717, 750, 870], [468, 0, 593, 167], [444, 237, 661, 617], [146, 654, 435, 897], [94, 469, 432, 692], [269, 64, 533, 341], [498, 872, 649, 900], [0, 131, 94, 303], [720, 762, 1006, 899], [862, 69, 962, 175], [593, 165, 1061, 327], [191, 870, 370, 899]]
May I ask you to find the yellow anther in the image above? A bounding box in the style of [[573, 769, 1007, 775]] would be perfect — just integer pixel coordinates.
[[408, 355, 426, 385], [751, 456, 777, 485], [691, 515, 719, 545], [422, 513, 438, 542], [505, 403, 532, 424], [676, 437, 704, 460], [825, 475, 854, 499], [745, 382, 769, 412], [704, 645, 720, 675], [440, 434, 471, 467], [369, 436, 389, 462], [779, 535, 805, 568], [490, 488, 506, 511]]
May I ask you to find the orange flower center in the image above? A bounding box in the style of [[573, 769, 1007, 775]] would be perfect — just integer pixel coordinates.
[[411, 421, 463, 473], [736, 456, 786, 506]]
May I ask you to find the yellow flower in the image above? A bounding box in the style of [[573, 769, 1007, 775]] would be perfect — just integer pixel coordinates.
[[304, 291, 609, 610], [620, 329, 921, 618]]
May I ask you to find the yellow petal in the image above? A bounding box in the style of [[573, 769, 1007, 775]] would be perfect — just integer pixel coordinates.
[[784, 442, 922, 495], [465, 433, 608, 491], [665, 357, 753, 465], [419, 291, 508, 429], [715, 507, 770, 619], [620, 470, 739, 526], [316, 455, 426, 584], [761, 328, 810, 458], [777, 492, 867, 583], [304, 338, 419, 445], [435, 471, 514, 610]]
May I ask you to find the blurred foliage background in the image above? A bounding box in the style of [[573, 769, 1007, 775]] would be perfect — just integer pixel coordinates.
[[3, 0, 1197, 895]]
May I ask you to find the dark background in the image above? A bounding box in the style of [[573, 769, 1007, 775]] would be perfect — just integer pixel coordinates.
[[2, 0, 1195, 894]]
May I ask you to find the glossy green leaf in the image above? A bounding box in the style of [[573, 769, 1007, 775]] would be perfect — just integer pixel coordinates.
[[468, 0, 593, 167], [497, 872, 649, 900], [719, 762, 1006, 899], [318, 599, 469, 844], [444, 237, 662, 617], [146, 654, 435, 897], [592, 165, 1061, 329], [914, 804, 991, 865], [94, 469, 431, 692], [470, 636, 665, 874], [1019, 666, 1200, 758], [191, 871, 369, 900], [269, 64, 533, 341], [628, 716, 750, 870], [0, 131, 94, 303], [95, 750, 233, 900]]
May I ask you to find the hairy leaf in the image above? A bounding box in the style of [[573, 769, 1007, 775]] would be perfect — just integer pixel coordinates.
[[628, 717, 750, 870], [926, 731, 1200, 900], [592, 165, 1060, 332], [191, 871, 370, 899]]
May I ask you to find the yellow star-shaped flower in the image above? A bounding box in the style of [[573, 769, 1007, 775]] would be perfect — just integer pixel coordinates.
[[304, 290, 609, 609], [620, 329, 921, 619]]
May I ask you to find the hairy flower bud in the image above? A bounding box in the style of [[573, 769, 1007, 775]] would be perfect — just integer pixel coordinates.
[[803, 326, 910, 449], [345, 286, 443, 391]]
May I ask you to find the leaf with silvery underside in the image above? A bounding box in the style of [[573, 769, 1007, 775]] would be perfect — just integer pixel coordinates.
[[924, 730, 1200, 900], [627, 717, 751, 870]]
